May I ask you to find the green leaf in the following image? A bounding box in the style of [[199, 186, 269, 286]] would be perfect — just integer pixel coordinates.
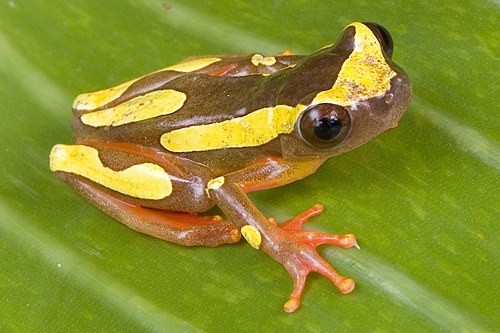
[[1, 0, 498, 331]]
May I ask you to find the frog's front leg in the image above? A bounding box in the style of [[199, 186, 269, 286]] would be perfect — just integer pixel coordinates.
[[207, 173, 357, 312]]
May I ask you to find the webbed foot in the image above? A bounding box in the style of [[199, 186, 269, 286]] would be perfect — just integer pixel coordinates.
[[263, 204, 357, 312]]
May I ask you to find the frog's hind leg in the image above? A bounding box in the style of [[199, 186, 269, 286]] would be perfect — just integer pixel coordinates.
[[50, 142, 241, 247], [56, 172, 241, 247]]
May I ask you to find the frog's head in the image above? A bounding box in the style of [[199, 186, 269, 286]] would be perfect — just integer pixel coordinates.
[[281, 22, 412, 159]]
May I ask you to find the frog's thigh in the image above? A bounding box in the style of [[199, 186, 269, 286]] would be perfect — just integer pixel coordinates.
[[50, 144, 240, 247]]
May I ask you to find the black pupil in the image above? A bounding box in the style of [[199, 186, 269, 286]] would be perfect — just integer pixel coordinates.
[[313, 117, 342, 141]]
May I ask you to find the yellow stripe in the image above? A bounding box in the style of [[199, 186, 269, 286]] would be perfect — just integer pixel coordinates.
[[50, 144, 172, 199], [165, 57, 221, 72], [312, 22, 396, 106], [80, 89, 186, 127], [73, 57, 221, 111], [73, 79, 136, 112], [161, 104, 306, 152]]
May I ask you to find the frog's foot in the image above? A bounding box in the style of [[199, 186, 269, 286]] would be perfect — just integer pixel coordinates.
[[268, 204, 357, 313]]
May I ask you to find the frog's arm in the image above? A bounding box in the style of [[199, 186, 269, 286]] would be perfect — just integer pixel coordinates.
[[225, 156, 325, 193], [208, 162, 357, 312]]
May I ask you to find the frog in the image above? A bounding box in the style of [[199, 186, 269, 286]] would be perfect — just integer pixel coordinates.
[[50, 22, 412, 312]]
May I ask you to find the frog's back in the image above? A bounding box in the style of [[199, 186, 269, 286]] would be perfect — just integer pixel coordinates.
[[70, 54, 301, 153]]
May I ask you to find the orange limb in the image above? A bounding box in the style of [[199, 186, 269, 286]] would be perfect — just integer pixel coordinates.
[[99, 186, 242, 247], [206, 180, 358, 312], [230, 156, 325, 193], [277, 205, 357, 312], [56, 172, 241, 247]]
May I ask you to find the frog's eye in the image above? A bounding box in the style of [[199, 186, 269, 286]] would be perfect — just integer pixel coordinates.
[[298, 103, 352, 149], [363, 22, 394, 58]]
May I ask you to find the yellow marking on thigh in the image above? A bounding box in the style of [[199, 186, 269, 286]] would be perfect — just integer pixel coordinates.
[[161, 104, 306, 152], [312, 22, 396, 106], [241, 225, 262, 249], [80, 89, 186, 127], [206, 176, 225, 197], [73, 58, 221, 111], [50, 144, 172, 199], [207, 176, 225, 190]]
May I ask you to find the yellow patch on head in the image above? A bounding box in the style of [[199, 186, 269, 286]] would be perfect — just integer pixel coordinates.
[[50, 144, 172, 199], [73, 58, 221, 112], [241, 225, 262, 249], [312, 22, 396, 106], [251, 54, 277, 66], [80, 89, 186, 127], [161, 104, 306, 152]]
